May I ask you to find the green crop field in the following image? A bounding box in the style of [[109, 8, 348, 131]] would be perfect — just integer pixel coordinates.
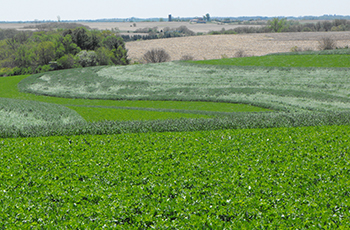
[[0, 73, 267, 134], [192, 54, 350, 68], [1, 50, 350, 227], [1, 126, 350, 228]]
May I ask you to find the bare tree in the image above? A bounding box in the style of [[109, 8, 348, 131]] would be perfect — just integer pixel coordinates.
[[318, 36, 337, 50], [234, 49, 247, 57], [143, 48, 171, 63], [180, 55, 194, 61]]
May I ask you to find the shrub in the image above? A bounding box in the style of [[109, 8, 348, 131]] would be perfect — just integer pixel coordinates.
[[180, 55, 194, 61], [96, 47, 113, 65], [318, 37, 337, 50], [234, 49, 247, 57], [143, 48, 171, 63], [57, 54, 76, 69], [34, 65, 53, 74], [76, 50, 98, 67], [0, 68, 12, 76], [290, 46, 303, 52]]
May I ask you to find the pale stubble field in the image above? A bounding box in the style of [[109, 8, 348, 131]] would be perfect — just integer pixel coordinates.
[[125, 31, 350, 62]]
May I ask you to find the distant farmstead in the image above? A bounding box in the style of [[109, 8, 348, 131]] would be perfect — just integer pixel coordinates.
[[190, 18, 206, 24]]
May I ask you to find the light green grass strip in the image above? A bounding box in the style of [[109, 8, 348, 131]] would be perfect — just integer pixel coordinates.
[[68, 106, 213, 122], [190, 55, 350, 68]]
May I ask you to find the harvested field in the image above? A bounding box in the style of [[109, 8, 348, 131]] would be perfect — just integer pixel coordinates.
[[126, 31, 350, 62]]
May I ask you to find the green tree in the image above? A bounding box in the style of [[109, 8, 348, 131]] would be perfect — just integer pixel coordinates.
[[14, 45, 33, 68], [71, 27, 91, 50], [57, 54, 75, 69], [96, 47, 113, 65], [268, 18, 287, 32], [102, 35, 129, 65], [35, 41, 55, 65], [62, 34, 81, 55]]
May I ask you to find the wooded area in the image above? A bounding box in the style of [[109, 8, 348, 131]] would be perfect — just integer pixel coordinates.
[[0, 27, 128, 76]]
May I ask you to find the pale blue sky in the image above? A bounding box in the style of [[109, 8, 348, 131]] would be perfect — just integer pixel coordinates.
[[1, 0, 349, 21]]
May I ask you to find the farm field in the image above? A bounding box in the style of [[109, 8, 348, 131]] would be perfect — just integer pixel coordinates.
[[126, 31, 350, 61], [1, 125, 350, 228], [1, 49, 350, 227], [192, 54, 350, 68]]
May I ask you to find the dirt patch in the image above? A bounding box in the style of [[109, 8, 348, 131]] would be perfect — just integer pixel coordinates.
[[126, 31, 350, 62]]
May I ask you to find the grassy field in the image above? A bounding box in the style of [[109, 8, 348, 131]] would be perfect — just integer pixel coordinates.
[[1, 126, 350, 228], [1, 51, 350, 227], [0, 74, 266, 124], [1, 52, 350, 137], [191, 54, 350, 68], [18, 58, 350, 113]]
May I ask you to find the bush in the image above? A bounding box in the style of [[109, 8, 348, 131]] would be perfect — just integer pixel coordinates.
[[57, 54, 76, 69], [290, 46, 303, 52], [318, 37, 337, 50], [143, 48, 171, 63], [234, 49, 247, 57], [96, 47, 113, 65], [34, 65, 53, 74], [0, 68, 12, 76], [76, 50, 98, 67], [180, 55, 194, 61]]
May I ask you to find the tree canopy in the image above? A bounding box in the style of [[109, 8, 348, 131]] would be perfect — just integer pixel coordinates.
[[0, 27, 129, 76]]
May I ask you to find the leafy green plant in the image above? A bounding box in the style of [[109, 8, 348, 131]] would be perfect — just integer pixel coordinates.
[[1, 125, 350, 227]]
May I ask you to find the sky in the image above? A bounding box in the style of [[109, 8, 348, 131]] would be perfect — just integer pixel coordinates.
[[1, 0, 349, 21]]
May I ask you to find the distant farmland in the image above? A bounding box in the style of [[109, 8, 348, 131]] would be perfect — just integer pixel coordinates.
[[2, 22, 350, 61], [126, 31, 350, 61]]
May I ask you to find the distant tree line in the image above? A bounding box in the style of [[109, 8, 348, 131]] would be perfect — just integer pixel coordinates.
[[0, 27, 128, 76], [121, 26, 196, 42], [208, 19, 350, 35]]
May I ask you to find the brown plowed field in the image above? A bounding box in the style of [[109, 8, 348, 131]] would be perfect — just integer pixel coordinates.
[[126, 31, 350, 62]]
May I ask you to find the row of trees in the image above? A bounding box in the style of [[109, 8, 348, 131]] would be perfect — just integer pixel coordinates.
[[0, 27, 129, 76], [268, 18, 350, 32], [122, 26, 196, 42], [209, 19, 350, 35]]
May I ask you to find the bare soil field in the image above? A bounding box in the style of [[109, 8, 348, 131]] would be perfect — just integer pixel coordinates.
[[126, 31, 350, 62]]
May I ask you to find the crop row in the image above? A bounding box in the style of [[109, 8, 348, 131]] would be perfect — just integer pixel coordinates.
[[0, 98, 84, 128], [1, 110, 350, 138], [1, 125, 349, 228]]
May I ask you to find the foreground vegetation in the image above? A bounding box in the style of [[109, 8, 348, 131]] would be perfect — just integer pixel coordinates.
[[0, 51, 348, 137], [1, 46, 350, 228], [1, 125, 349, 228]]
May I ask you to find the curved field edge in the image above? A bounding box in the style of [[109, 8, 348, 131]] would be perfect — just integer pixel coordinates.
[[1, 111, 350, 138], [17, 63, 350, 113], [1, 125, 349, 228], [0, 75, 269, 113], [0, 98, 85, 128]]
